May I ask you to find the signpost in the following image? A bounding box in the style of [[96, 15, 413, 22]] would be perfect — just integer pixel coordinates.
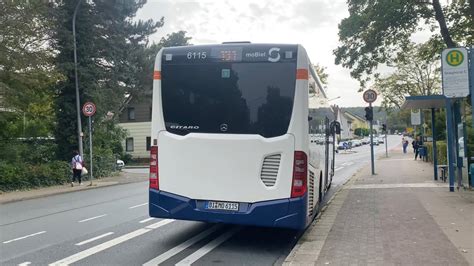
[[441, 47, 470, 191], [363, 89, 377, 175], [82, 102, 96, 186]]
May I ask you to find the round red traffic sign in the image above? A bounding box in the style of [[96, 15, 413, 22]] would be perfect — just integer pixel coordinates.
[[82, 102, 96, 117], [363, 89, 377, 103]]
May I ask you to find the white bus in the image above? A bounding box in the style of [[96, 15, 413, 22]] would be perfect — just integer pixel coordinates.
[[149, 43, 336, 229]]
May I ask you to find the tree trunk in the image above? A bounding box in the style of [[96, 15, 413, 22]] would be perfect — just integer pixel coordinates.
[[432, 0, 456, 48]]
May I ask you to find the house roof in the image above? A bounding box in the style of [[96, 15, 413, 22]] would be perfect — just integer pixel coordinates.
[[343, 111, 366, 123]]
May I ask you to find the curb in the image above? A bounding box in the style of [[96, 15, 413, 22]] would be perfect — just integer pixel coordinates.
[[0, 178, 148, 204], [283, 168, 361, 265]]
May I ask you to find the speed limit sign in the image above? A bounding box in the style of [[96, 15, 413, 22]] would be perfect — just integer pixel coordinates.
[[363, 89, 377, 103], [82, 102, 96, 117]]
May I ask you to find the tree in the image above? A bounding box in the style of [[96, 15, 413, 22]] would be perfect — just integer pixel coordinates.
[[0, 1, 60, 139], [374, 43, 441, 109], [313, 63, 329, 85], [53, 0, 163, 158], [334, 0, 473, 88]]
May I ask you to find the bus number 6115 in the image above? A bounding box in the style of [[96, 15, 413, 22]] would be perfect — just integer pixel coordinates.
[[187, 51, 207, 60]]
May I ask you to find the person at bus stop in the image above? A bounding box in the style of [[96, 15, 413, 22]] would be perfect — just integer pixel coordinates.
[[402, 140, 409, 154], [71, 150, 84, 186], [414, 137, 423, 160]]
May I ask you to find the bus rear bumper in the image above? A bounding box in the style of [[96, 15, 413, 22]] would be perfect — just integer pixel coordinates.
[[149, 190, 307, 230]]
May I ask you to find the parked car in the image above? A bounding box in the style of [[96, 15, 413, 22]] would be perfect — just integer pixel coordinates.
[[116, 159, 125, 170], [351, 140, 360, 147]]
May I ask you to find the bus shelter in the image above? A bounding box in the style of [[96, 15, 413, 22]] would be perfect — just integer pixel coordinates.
[[401, 95, 457, 191]]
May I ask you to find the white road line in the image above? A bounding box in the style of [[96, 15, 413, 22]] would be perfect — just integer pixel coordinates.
[[78, 214, 107, 223], [18, 262, 31, 266], [139, 217, 155, 224], [75, 232, 114, 246], [3, 231, 46, 244], [346, 162, 354, 166], [176, 227, 241, 265], [129, 203, 148, 209], [335, 167, 344, 172], [49, 219, 173, 266], [143, 224, 222, 266]]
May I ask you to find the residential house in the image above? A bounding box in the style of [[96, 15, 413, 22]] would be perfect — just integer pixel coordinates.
[[118, 95, 152, 159]]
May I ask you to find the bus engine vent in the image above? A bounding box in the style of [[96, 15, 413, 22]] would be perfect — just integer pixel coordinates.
[[260, 154, 281, 187], [308, 170, 315, 216]]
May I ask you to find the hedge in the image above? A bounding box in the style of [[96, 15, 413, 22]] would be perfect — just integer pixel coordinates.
[[0, 161, 70, 192], [425, 141, 447, 165]]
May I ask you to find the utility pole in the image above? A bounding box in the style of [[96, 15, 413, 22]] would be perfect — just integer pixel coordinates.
[[73, 0, 84, 156]]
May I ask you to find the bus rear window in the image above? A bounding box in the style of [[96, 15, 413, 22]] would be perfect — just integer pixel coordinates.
[[161, 62, 296, 138]]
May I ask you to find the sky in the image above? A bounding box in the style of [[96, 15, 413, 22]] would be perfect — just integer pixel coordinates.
[[137, 0, 381, 107]]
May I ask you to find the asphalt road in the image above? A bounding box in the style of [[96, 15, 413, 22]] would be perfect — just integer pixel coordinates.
[[0, 135, 402, 266]]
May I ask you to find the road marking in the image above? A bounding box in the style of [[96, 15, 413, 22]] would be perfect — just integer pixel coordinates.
[[18, 262, 31, 266], [75, 232, 114, 246], [49, 219, 173, 266], [176, 226, 241, 265], [129, 203, 148, 209], [335, 167, 344, 172], [143, 224, 222, 266], [349, 183, 447, 189], [346, 162, 354, 166], [3, 231, 46, 244], [139, 217, 155, 224], [78, 214, 107, 223]]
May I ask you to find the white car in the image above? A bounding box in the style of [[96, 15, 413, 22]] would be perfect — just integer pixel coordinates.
[[116, 159, 125, 170]]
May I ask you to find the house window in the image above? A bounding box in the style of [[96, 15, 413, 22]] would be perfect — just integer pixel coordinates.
[[128, 107, 135, 120], [146, 137, 151, 151], [126, 138, 134, 152]]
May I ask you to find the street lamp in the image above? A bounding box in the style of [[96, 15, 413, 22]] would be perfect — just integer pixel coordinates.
[[73, 0, 83, 156]]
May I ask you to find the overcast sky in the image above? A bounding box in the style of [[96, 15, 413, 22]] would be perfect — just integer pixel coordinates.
[[137, 0, 382, 107]]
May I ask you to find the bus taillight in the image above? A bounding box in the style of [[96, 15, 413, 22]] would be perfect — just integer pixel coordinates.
[[291, 151, 307, 198], [149, 146, 159, 190]]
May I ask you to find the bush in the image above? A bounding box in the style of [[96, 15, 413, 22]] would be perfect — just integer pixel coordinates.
[[425, 141, 447, 165], [0, 161, 70, 192]]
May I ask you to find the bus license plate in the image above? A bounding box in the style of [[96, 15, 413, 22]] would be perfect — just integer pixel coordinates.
[[206, 201, 239, 211]]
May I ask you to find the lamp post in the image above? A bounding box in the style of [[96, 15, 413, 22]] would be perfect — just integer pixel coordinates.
[[73, 0, 83, 156]]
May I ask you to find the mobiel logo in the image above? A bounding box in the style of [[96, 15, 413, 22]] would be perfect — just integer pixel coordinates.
[[446, 50, 464, 67]]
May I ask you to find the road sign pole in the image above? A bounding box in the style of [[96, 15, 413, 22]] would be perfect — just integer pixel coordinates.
[[88, 116, 93, 186], [370, 103, 375, 175], [385, 130, 388, 158], [469, 47, 474, 135]]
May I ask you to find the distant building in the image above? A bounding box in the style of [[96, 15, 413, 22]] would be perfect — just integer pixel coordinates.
[[343, 111, 368, 131], [118, 95, 152, 159]]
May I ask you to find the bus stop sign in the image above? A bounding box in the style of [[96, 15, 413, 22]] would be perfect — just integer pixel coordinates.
[[82, 102, 96, 117]]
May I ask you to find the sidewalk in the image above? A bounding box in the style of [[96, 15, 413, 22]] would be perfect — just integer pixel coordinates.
[[285, 146, 474, 265], [0, 170, 148, 204]]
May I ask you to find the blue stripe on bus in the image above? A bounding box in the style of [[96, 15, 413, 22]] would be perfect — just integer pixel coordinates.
[[149, 190, 308, 230]]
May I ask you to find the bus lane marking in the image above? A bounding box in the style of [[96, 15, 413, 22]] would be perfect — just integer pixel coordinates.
[[139, 217, 155, 224], [3, 231, 46, 244], [143, 224, 223, 266], [129, 203, 148, 209], [176, 226, 241, 265], [49, 219, 173, 266], [75, 232, 114, 246], [78, 214, 107, 223]]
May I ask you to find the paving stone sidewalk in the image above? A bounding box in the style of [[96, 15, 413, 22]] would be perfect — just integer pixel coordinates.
[[0, 170, 148, 204], [285, 147, 474, 265]]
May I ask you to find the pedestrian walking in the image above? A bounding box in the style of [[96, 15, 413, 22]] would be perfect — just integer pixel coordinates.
[[71, 150, 84, 186], [402, 140, 408, 153]]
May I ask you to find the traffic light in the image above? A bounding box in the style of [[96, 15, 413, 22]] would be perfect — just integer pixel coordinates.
[[382, 124, 387, 132], [364, 106, 373, 121]]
